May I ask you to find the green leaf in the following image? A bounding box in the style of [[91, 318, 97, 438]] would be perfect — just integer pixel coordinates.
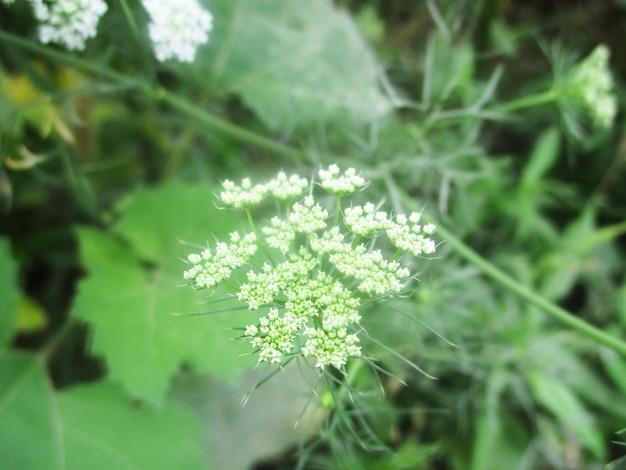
[[58, 381, 205, 470], [470, 394, 530, 470], [528, 371, 605, 459], [0, 351, 62, 470], [203, 0, 390, 132], [521, 127, 560, 185], [0, 351, 206, 470], [600, 348, 626, 396], [0, 237, 20, 346], [72, 183, 255, 406]]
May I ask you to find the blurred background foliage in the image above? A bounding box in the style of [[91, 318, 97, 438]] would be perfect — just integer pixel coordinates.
[[1, 0, 626, 468]]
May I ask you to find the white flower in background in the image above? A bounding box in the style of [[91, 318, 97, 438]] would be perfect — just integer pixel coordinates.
[[564, 44, 617, 129], [31, 0, 107, 51], [142, 0, 213, 62]]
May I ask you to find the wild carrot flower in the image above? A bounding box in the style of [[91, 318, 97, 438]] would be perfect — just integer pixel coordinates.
[[31, 0, 107, 50], [184, 166, 438, 370], [141, 0, 213, 62], [562, 44, 617, 129]]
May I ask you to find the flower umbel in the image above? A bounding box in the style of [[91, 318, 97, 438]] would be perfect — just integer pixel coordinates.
[[562, 44, 617, 129], [184, 166, 437, 369], [142, 0, 213, 62], [31, 0, 108, 51]]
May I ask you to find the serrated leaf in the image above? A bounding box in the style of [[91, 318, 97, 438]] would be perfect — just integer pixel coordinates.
[[528, 371, 605, 459], [203, 0, 390, 132], [0, 238, 20, 346], [72, 183, 255, 406], [0, 351, 206, 470]]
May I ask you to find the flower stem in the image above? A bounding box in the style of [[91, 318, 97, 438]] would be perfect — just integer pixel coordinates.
[[498, 88, 560, 113], [433, 220, 626, 357], [0, 30, 303, 163]]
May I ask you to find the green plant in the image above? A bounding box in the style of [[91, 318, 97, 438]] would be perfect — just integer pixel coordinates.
[[2, 1, 626, 468]]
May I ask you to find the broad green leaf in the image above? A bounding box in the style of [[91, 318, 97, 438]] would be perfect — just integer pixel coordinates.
[[0, 351, 206, 469], [0, 237, 19, 345], [72, 183, 255, 406], [58, 382, 205, 470], [528, 371, 605, 459], [203, 0, 390, 132], [0, 351, 62, 470]]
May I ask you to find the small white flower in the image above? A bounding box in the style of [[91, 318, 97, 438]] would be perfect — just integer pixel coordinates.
[[288, 196, 328, 234], [319, 165, 366, 195], [31, 0, 107, 50], [344, 203, 392, 236], [387, 214, 437, 256], [142, 0, 213, 62], [266, 171, 309, 200], [183, 231, 257, 288], [219, 178, 267, 209]]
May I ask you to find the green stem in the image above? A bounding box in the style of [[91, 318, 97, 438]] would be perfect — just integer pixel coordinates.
[[433, 221, 626, 357], [0, 30, 141, 86], [155, 91, 302, 161], [0, 30, 304, 162], [498, 88, 560, 113]]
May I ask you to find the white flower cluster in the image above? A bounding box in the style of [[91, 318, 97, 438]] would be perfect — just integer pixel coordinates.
[[219, 171, 310, 210], [319, 164, 366, 195], [183, 232, 257, 289], [184, 166, 437, 370], [30, 0, 107, 51], [141, 0, 213, 62], [565, 44, 617, 129]]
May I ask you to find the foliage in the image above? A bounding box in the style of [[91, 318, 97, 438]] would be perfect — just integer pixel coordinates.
[[1, 0, 626, 468]]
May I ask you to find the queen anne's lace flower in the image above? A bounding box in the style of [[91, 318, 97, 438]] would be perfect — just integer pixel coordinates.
[[183, 231, 257, 289], [219, 178, 268, 209], [266, 171, 309, 200], [564, 44, 617, 129], [31, 0, 107, 50], [319, 164, 366, 195], [387, 213, 437, 256], [142, 0, 213, 62], [344, 203, 393, 236], [185, 165, 437, 370]]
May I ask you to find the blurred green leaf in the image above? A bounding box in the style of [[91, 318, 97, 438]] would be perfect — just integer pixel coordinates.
[[0, 351, 206, 470], [528, 371, 605, 459], [538, 205, 596, 300], [600, 348, 626, 396], [72, 183, 255, 406], [521, 127, 560, 185], [0, 238, 19, 346], [471, 398, 530, 470], [58, 381, 205, 470], [0, 351, 61, 470], [204, 0, 390, 132]]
